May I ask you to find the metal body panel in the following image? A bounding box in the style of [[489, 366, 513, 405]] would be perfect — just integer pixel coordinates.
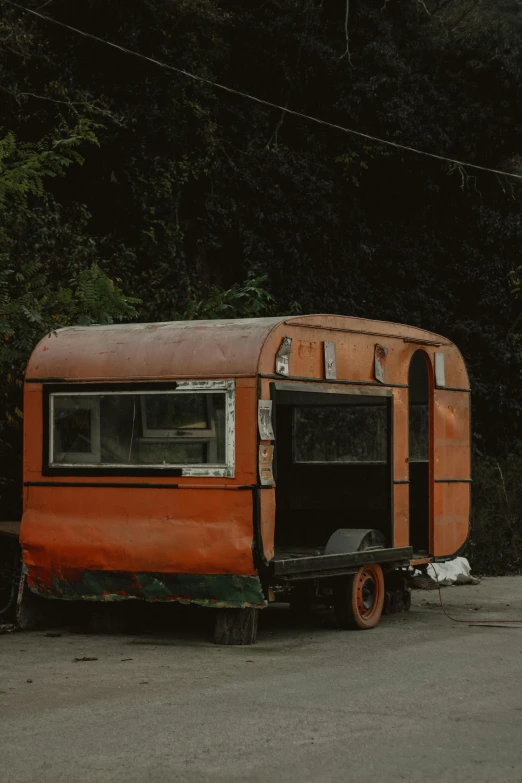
[[26, 315, 460, 383], [273, 381, 392, 397], [22, 314, 471, 608], [22, 484, 257, 575], [25, 318, 284, 382], [259, 489, 276, 563], [432, 388, 471, 556]]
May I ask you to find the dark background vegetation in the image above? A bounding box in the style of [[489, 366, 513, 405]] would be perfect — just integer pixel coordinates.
[[1, 0, 522, 572]]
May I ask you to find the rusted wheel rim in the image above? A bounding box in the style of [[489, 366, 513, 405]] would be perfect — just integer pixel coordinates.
[[356, 568, 379, 618]]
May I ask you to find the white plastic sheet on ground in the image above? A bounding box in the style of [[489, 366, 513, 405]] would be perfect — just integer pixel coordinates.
[[413, 556, 480, 586]]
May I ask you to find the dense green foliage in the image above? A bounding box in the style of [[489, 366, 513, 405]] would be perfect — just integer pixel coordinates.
[[1, 0, 522, 571], [0, 127, 139, 499]]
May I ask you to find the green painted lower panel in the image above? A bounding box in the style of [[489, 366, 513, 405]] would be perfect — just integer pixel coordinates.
[[28, 568, 265, 609]]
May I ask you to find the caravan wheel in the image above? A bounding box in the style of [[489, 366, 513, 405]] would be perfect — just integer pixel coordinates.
[[334, 564, 385, 630]]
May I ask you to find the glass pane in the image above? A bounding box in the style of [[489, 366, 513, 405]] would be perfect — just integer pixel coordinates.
[[294, 405, 388, 464], [53, 406, 92, 456], [99, 394, 138, 464], [409, 404, 428, 462], [143, 394, 209, 431], [137, 441, 207, 465], [51, 391, 227, 467]]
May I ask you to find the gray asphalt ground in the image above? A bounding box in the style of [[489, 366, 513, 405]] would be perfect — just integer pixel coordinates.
[[1, 576, 522, 783]]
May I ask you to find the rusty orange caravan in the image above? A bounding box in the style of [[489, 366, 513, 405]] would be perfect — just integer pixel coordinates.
[[19, 315, 471, 643]]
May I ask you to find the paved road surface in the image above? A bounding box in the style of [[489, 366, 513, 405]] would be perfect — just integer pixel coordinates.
[[1, 577, 522, 783]]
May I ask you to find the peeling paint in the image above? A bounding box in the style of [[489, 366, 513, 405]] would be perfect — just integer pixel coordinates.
[[374, 344, 388, 383], [28, 569, 265, 609], [275, 337, 292, 376], [324, 341, 337, 380], [258, 400, 275, 441]]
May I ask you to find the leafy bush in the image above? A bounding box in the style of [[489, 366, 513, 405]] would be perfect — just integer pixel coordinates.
[[467, 449, 522, 575], [178, 275, 275, 320], [0, 128, 139, 517]]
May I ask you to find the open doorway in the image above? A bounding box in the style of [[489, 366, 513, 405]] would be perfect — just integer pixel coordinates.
[[408, 351, 431, 554], [273, 388, 392, 556]]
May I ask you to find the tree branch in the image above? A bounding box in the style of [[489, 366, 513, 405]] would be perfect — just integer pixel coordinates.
[[0, 86, 126, 127], [450, 0, 480, 32], [339, 0, 353, 66], [416, 0, 432, 15]]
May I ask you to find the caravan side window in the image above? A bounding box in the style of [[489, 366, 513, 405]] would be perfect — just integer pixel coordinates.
[[48, 381, 235, 477]]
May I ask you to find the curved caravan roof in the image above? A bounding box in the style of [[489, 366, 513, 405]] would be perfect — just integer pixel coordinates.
[[26, 314, 468, 386]]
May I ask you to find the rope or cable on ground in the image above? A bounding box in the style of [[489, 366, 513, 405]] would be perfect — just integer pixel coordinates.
[[428, 564, 522, 625], [4, 0, 522, 181]]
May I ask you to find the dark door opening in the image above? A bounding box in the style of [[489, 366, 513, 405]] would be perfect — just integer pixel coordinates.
[[273, 389, 392, 556], [408, 351, 431, 553]]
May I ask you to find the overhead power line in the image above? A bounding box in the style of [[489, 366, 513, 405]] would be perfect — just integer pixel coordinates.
[[4, 0, 522, 181]]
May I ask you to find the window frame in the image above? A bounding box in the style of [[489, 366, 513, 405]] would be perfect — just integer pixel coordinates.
[[43, 380, 235, 478]]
